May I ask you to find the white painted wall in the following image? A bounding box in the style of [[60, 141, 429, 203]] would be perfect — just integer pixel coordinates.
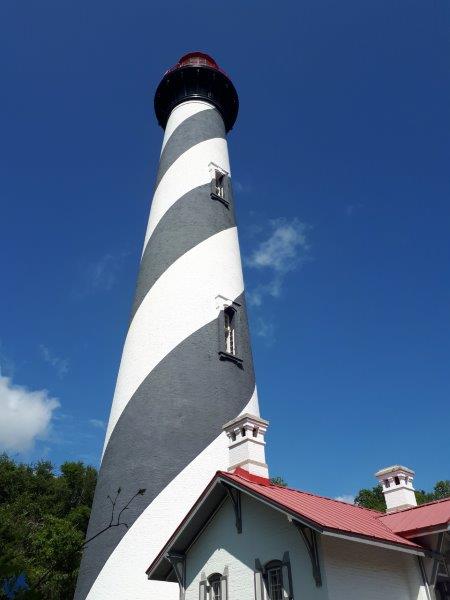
[[185, 492, 431, 600], [321, 536, 429, 600], [185, 493, 329, 600]]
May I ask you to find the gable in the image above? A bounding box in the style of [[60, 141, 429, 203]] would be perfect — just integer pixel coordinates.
[[184, 492, 329, 600]]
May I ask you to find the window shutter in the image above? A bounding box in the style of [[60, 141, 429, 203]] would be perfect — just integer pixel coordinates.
[[282, 552, 293, 600], [220, 575, 228, 600], [199, 580, 208, 600], [222, 175, 230, 205], [282, 564, 291, 599], [210, 174, 217, 197], [254, 570, 265, 600]]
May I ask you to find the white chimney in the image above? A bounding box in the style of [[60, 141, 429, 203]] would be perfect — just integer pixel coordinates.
[[223, 413, 269, 478], [375, 465, 417, 512]]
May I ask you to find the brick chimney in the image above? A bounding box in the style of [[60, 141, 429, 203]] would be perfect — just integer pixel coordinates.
[[375, 465, 417, 512], [223, 413, 269, 478]]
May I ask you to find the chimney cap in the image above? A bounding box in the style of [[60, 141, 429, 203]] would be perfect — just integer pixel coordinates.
[[375, 465, 415, 478], [222, 413, 269, 431]]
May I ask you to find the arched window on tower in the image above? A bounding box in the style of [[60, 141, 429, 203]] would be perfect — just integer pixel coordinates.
[[224, 306, 236, 355]]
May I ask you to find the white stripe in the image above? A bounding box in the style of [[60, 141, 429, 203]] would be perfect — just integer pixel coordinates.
[[103, 227, 244, 454], [87, 389, 259, 600], [161, 100, 214, 153], [143, 137, 230, 255]]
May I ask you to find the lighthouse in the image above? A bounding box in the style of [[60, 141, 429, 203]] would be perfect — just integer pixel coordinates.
[[75, 53, 259, 599]]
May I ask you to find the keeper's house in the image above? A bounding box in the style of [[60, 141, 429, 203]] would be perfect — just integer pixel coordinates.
[[147, 414, 450, 600]]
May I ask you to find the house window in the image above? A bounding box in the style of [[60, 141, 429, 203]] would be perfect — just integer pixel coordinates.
[[224, 307, 235, 355], [259, 557, 293, 600], [207, 571, 227, 600], [207, 573, 222, 600], [266, 563, 283, 600]]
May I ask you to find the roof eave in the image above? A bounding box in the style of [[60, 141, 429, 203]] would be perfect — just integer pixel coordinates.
[[147, 470, 426, 580]]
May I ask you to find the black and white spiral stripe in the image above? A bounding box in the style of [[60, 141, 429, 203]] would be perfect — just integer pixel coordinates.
[[75, 100, 259, 600]]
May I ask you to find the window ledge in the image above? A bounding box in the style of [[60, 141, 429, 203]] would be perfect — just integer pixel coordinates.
[[218, 351, 243, 367], [210, 192, 230, 208]]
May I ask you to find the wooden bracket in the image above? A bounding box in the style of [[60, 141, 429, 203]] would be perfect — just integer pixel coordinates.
[[293, 521, 322, 587]]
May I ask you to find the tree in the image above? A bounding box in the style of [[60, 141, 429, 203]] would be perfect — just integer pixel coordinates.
[[355, 479, 450, 512], [270, 476, 288, 487], [354, 485, 386, 512], [0, 454, 97, 599]]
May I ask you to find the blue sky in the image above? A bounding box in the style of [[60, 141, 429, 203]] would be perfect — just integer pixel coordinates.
[[1, 0, 449, 502]]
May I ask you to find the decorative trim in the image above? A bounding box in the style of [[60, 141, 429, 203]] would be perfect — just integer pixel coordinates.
[[292, 521, 322, 587], [218, 350, 243, 366], [166, 552, 186, 600], [210, 191, 230, 208], [208, 162, 229, 177], [222, 482, 242, 534]]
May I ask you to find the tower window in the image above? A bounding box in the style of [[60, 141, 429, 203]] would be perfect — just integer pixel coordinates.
[[224, 307, 235, 355], [209, 164, 230, 207], [394, 476, 400, 485], [384, 479, 390, 488], [214, 171, 225, 199], [217, 297, 243, 366]]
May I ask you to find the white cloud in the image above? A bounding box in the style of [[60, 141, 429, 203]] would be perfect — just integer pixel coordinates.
[[0, 374, 60, 453], [89, 418, 105, 429], [247, 218, 309, 272], [246, 218, 310, 307], [335, 494, 355, 504], [88, 253, 119, 292], [253, 317, 276, 343], [73, 251, 129, 298], [39, 345, 69, 378], [87, 252, 129, 293]]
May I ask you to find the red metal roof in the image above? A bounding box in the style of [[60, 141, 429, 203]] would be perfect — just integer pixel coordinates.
[[220, 470, 420, 549], [379, 497, 450, 537], [165, 52, 228, 77]]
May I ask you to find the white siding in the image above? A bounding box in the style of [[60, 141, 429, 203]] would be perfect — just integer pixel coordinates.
[[322, 536, 429, 600], [185, 493, 329, 600]]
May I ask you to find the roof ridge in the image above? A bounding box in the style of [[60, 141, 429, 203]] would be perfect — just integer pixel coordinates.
[[379, 496, 450, 516], [227, 471, 385, 514]]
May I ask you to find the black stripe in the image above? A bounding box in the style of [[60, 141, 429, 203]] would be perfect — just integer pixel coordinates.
[[155, 108, 225, 189], [130, 182, 236, 324], [74, 292, 255, 599]]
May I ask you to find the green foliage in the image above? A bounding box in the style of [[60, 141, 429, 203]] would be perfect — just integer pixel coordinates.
[[354, 484, 386, 512], [270, 476, 288, 487], [0, 454, 97, 599], [355, 480, 450, 513]]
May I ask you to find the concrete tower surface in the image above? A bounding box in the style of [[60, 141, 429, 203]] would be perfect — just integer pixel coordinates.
[[75, 52, 259, 599]]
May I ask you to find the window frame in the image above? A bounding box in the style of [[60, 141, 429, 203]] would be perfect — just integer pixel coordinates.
[[209, 162, 230, 208], [254, 553, 294, 600], [208, 573, 222, 600], [216, 297, 243, 366], [265, 561, 283, 600]]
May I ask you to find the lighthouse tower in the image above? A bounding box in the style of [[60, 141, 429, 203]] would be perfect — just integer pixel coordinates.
[[75, 53, 259, 599]]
